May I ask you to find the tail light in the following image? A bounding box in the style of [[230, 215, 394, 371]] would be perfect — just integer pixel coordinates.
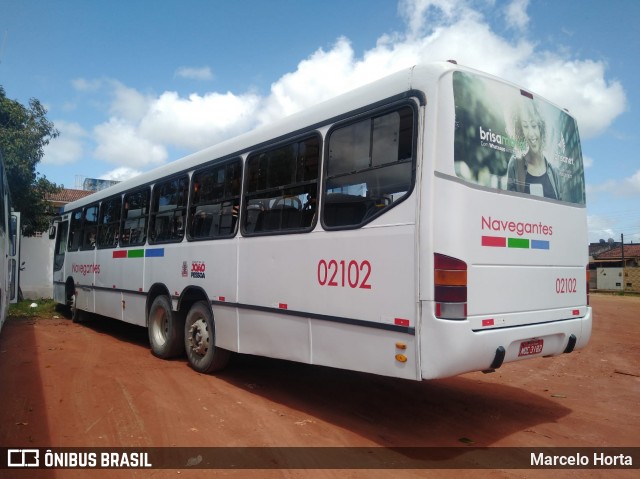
[[434, 253, 467, 320]]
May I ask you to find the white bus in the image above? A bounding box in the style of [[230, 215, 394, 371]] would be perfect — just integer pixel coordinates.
[[52, 62, 591, 380], [0, 150, 20, 333]]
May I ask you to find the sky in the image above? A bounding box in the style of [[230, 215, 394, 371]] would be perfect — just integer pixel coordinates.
[[1, 0, 639, 244]]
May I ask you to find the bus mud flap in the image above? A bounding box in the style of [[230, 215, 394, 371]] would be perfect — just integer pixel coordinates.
[[563, 334, 577, 354], [489, 346, 506, 370]]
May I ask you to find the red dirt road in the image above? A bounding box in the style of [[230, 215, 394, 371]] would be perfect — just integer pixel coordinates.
[[0, 294, 638, 478]]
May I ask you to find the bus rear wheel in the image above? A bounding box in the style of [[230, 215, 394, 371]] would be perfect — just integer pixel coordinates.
[[148, 296, 184, 359], [70, 292, 83, 323], [184, 301, 229, 373]]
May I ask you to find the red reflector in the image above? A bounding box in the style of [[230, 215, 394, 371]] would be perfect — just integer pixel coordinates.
[[394, 318, 410, 327], [572, 309, 579, 316], [219, 296, 226, 302], [279, 303, 288, 310], [482, 319, 494, 327]]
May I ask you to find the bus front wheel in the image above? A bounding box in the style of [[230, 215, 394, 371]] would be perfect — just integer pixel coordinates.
[[184, 301, 229, 373], [148, 296, 184, 359]]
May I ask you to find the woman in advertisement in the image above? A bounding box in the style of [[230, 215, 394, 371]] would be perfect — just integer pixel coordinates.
[[506, 99, 561, 200]]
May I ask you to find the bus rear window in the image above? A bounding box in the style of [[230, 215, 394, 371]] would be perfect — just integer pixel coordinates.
[[452, 71, 585, 205]]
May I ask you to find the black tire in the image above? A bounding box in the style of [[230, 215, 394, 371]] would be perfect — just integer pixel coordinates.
[[71, 293, 83, 323], [148, 295, 184, 359], [184, 301, 230, 373]]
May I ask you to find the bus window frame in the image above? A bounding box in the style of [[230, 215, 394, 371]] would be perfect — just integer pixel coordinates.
[[149, 174, 189, 245], [187, 157, 242, 242], [321, 101, 418, 231], [120, 187, 151, 247], [242, 133, 321, 237], [97, 194, 123, 249]]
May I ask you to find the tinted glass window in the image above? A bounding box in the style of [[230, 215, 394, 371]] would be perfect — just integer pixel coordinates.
[[323, 107, 415, 228], [150, 176, 188, 244], [97, 196, 122, 248], [121, 188, 150, 246], [244, 136, 320, 234], [189, 159, 242, 240]]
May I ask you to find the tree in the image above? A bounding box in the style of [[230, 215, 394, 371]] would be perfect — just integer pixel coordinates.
[[0, 86, 61, 236]]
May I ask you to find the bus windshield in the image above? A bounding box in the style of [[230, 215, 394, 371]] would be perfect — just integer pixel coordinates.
[[452, 71, 585, 205]]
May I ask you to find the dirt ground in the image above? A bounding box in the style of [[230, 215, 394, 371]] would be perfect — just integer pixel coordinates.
[[0, 294, 638, 479]]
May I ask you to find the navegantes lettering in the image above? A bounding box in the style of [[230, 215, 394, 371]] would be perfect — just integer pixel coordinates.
[[482, 216, 553, 237]]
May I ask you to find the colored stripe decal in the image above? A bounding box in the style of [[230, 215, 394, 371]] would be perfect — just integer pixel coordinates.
[[112, 248, 165, 258], [482, 236, 506, 247], [507, 238, 529, 249], [481, 236, 550, 250], [531, 240, 550, 250]]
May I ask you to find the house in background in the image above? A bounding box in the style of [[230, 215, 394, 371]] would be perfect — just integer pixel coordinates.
[[20, 188, 94, 299], [589, 243, 640, 293]]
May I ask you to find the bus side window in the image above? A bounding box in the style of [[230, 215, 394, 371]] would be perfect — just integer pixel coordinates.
[[121, 188, 150, 247], [68, 210, 84, 251], [188, 159, 242, 240], [243, 136, 319, 235], [97, 196, 122, 248], [150, 175, 188, 244], [81, 205, 99, 250], [323, 106, 415, 228]]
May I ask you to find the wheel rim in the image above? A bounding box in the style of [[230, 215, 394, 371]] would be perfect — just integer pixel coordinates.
[[151, 308, 168, 346], [188, 317, 210, 357]]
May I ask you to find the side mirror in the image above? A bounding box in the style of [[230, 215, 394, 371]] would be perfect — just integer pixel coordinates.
[[49, 225, 57, 240]]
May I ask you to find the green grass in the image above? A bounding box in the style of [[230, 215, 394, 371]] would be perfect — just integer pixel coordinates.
[[8, 299, 60, 318]]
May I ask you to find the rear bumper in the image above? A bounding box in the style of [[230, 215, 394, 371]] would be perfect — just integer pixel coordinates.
[[420, 304, 592, 380]]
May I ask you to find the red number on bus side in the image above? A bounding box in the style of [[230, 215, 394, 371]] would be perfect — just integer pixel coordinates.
[[317, 259, 372, 289], [555, 277, 577, 294]]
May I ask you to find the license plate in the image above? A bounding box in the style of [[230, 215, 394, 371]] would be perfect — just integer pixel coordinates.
[[518, 339, 544, 357]]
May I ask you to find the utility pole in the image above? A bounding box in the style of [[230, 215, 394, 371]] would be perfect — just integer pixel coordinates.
[[621, 233, 625, 292]]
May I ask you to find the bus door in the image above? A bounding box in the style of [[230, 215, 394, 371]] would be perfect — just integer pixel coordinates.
[[9, 212, 21, 303], [51, 218, 69, 305]]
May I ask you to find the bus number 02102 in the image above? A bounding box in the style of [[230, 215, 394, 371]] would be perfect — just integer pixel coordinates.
[[317, 259, 372, 289], [556, 277, 577, 294]]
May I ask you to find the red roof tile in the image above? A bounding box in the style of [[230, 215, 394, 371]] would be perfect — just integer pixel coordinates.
[[596, 244, 640, 259], [46, 189, 94, 203]]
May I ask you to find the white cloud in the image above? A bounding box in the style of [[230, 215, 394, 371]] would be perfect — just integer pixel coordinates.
[[175, 66, 214, 81], [78, 0, 625, 177], [587, 215, 618, 243], [72, 77, 103, 92], [93, 118, 168, 166], [42, 121, 87, 165], [505, 0, 530, 31], [583, 155, 594, 169], [109, 81, 152, 122], [100, 166, 143, 181], [588, 170, 640, 197], [139, 90, 262, 151]]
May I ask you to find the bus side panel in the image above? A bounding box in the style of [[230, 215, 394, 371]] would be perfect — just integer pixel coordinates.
[[311, 321, 419, 380], [236, 199, 420, 379], [162, 240, 240, 350], [94, 249, 124, 320], [70, 249, 97, 313]]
